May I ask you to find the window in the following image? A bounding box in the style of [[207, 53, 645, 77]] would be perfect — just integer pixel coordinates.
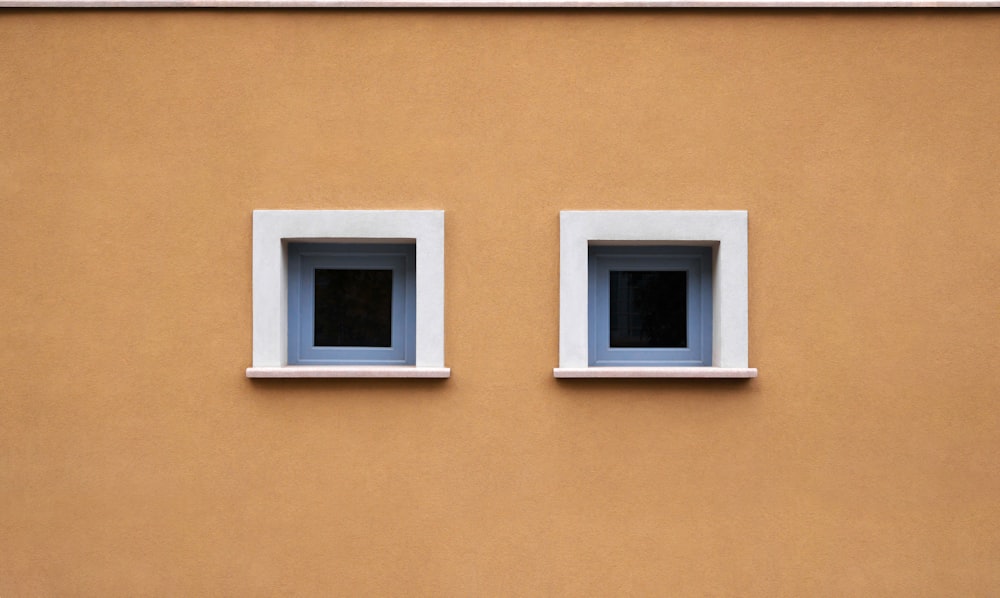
[[555, 210, 756, 378], [589, 245, 712, 367], [247, 210, 449, 378], [287, 242, 416, 366]]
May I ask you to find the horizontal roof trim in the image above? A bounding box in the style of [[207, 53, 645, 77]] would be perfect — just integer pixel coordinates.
[[2, 0, 997, 7]]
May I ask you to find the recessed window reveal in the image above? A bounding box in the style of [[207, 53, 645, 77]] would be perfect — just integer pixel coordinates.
[[287, 242, 415, 366], [589, 245, 712, 367]]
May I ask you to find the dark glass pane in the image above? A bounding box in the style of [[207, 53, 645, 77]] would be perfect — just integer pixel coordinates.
[[314, 269, 393, 347], [609, 270, 687, 348]]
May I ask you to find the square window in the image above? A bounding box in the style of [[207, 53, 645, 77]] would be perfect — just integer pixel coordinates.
[[287, 242, 416, 365], [589, 245, 712, 367], [247, 210, 448, 378], [556, 210, 756, 378]]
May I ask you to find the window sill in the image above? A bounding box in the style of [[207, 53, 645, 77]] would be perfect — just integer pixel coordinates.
[[246, 366, 451, 379], [553, 367, 757, 379]]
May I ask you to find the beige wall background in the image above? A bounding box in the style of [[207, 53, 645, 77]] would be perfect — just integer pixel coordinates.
[[2, 9, 999, 595]]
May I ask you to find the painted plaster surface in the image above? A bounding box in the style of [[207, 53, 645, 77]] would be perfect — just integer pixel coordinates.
[[2, 9, 999, 596]]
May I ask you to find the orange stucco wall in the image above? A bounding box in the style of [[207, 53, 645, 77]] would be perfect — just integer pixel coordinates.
[[2, 9, 999, 595]]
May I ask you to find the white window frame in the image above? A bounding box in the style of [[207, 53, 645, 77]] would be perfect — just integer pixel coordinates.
[[555, 210, 757, 378], [246, 210, 449, 378]]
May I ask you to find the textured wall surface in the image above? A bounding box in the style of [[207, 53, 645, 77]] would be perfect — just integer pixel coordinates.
[[2, 9, 999, 596]]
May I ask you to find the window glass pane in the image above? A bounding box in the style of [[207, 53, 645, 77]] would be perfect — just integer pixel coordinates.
[[609, 270, 687, 348], [314, 269, 393, 347]]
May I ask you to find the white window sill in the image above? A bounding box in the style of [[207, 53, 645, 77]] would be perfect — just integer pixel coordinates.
[[553, 367, 757, 379], [246, 366, 451, 379]]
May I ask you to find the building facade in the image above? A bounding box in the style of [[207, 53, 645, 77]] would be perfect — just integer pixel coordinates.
[[2, 7, 999, 595]]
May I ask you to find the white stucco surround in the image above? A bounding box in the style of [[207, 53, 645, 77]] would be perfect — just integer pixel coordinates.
[[246, 210, 449, 378], [555, 210, 756, 379]]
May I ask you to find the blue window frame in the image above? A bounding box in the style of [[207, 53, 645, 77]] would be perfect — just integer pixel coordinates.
[[589, 245, 712, 367], [287, 242, 416, 365]]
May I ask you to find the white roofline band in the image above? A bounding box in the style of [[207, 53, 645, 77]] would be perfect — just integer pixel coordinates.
[[2, 0, 997, 7]]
